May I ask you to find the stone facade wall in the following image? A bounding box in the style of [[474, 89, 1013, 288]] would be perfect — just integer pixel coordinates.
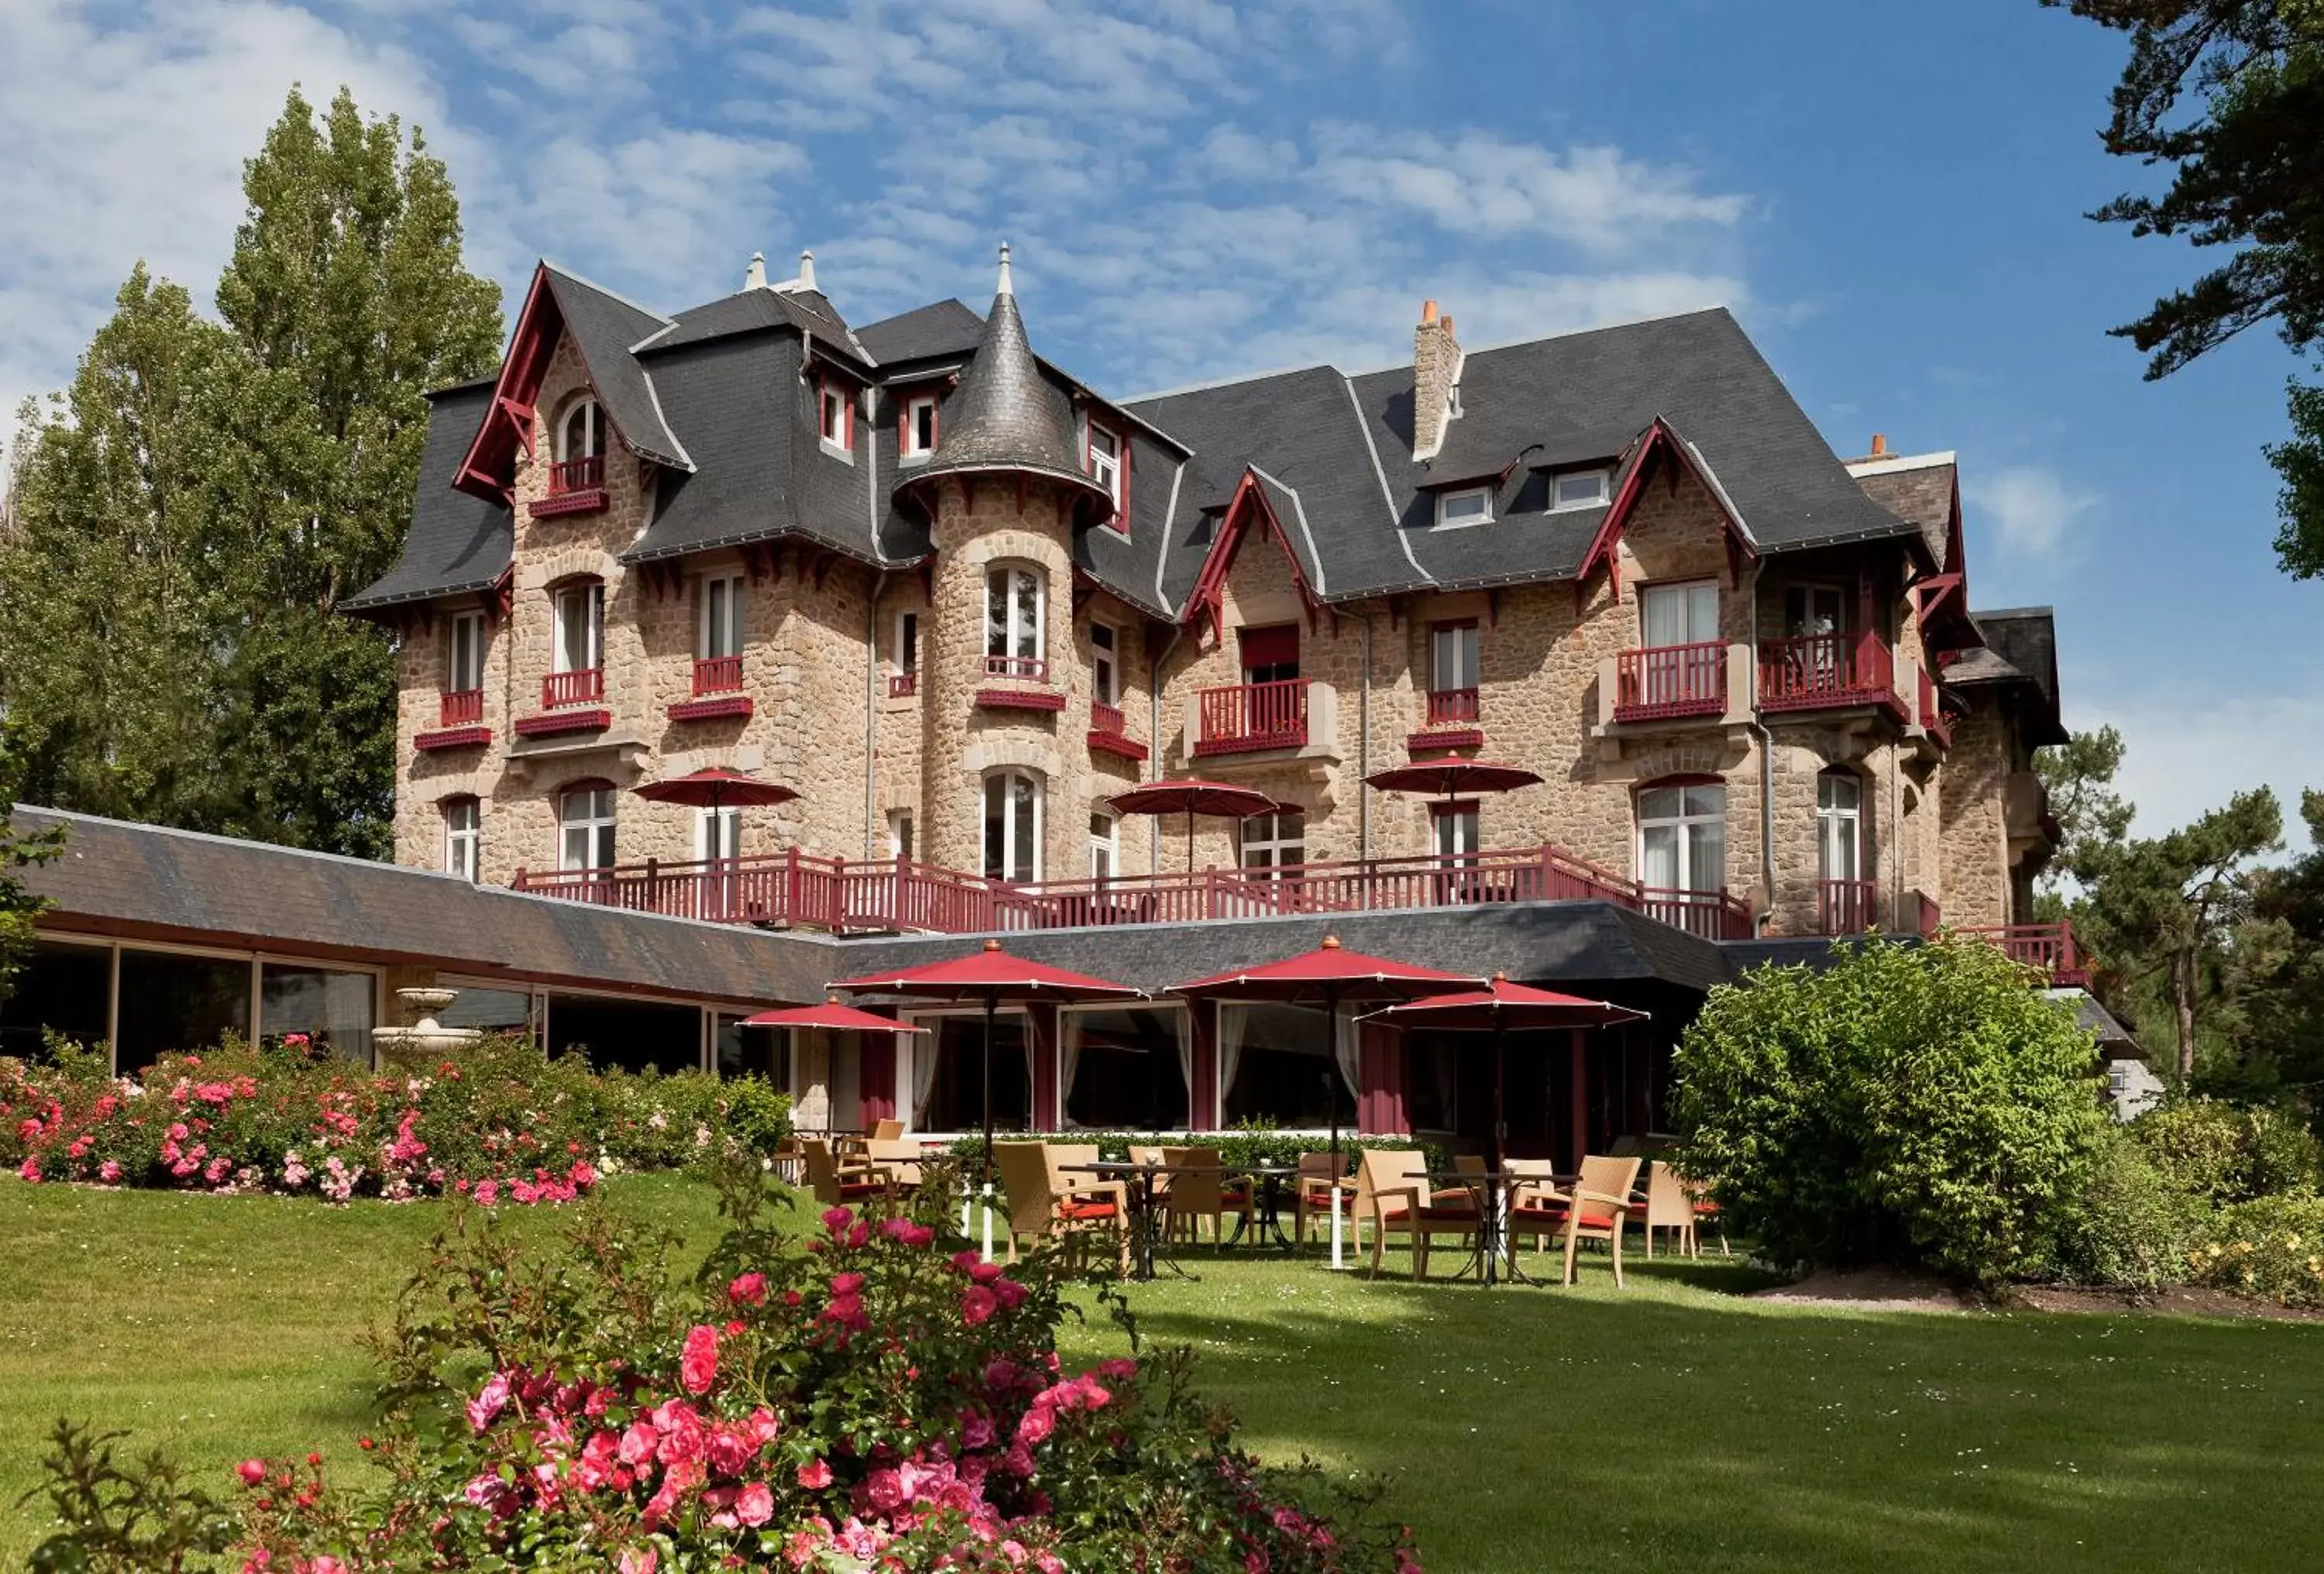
[[1938, 697, 2014, 928]]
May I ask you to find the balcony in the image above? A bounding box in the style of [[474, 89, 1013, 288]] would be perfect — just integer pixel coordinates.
[[414, 688, 490, 751], [669, 655, 752, 722], [1958, 920, 2088, 988], [1817, 878, 1879, 936], [975, 654, 1064, 713], [1918, 666, 1954, 750], [889, 671, 918, 699], [1758, 634, 1903, 720], [517, 667, 609, 738], [542, 668, 604, 708], [1410, 686, 1485, 752], [531, 455, 607, 518], [1088, 700, 1148, 763], [1614, 642, 1727, 723], [1192, 678, 1312, 757], [511, 840, 1758, 940]]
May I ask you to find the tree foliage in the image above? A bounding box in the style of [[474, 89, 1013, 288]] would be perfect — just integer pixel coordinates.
[[0, 86, 502, 858], [2035, 724, 2135, 892], [2050, 2, 2324, 574], [1671, 937, 2110, 1284], [0, 727, 67, 1012]]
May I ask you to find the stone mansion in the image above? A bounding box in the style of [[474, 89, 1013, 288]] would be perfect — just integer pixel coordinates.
[[346, 246, 2064, 945]]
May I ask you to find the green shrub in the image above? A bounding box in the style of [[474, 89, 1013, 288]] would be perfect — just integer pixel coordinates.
[[2188, 1194, 2324, 1305], [2241, 1105, 2324, 1198], [1670, 935, 2111, 1284], [2133, 1098, 2322, 1202], [2047, 1131, 2208, 1290]]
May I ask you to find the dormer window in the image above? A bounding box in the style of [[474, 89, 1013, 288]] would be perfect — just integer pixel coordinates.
[[901, 394, 938, 461], [1435, 486, 1492, 529], [818, 378, 854, 460], [1550, 467, 1612, 512], [558, 399, 605, 462], [1087, 423, 1123, 514]]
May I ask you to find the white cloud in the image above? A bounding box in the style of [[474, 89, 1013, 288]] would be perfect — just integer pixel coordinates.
[[1965, 466, 2099, 559], [2075, 679, 2324, 852]]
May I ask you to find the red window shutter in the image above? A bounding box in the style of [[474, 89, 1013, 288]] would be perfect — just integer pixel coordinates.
[[1238, 624, 1299, 668]]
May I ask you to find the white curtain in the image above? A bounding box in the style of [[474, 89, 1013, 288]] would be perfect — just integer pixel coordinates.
[[1333, 1010, 1361, 1101], [1215, 1003, 1249, 1123], [1171, 1005, 1194, 1129], [1058, 1012, 1084, 1128], [909, 1030, 940, 1129]]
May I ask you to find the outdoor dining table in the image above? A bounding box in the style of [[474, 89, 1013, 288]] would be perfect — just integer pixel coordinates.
[[1060, 1160, 1271, 1281], [1224, 1164, 1298, 1251], [1422, 1170, 1580, 1288]]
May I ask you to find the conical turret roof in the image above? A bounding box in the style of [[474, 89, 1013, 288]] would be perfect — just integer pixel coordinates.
[[899, 244, 1114, 520]]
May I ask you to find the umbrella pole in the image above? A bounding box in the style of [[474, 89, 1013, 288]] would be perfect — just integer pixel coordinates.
[[1490, 1014, 1508, 1287], [1327, 985, 1346, 1273], [981, 991, 997, 1263]]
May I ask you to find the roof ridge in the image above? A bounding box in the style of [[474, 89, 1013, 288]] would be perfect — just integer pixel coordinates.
[[541, 260, 676, 327], [9, 802, 478, 882]]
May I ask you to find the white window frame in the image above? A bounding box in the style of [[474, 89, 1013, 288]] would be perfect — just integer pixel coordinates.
[[818, 380, 854, 462], [1637, 783, 1727, 895], [887, 809, 915, 862], [1429, 620, 1477, 692], [902, 395, 938, 462], [700, 573, 744, 659], [1239, 808, 1306, 876], [1086, 422, 1122, 511], [695, 805, 741, 863], [892, 610, 919, 678], [982, 768, 1043, 883], [1432, 802, 1480, 860], [559, 786, 617, 873], [557, 398, 606, 462], [1549, 467, 1612, 512], [552, 581, 603, 674], [1090, 621, 1119, 706], [1433, 486, 1492, 530], [444, 798, 480, 882], [985, 565, 1045, 665], [1089, 809, 1119, 882], [1638, 579, 1720, 648], [446, 610, 486, 692], [1817, 771, 1863, 883]]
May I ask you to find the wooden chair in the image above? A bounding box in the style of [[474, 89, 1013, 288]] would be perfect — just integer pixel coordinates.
[[863, 1139, 925, 1191], [1683, 1174, 1730, 1256], [1501, 1158, 1563, 1252], [1508, 1155, 1642, 1287], [1356, 1148, 1479, 1280], [871, 1118, 906, 1142], [1639, 1161, 1697, 1258], [799, 1137, 897, 1208], [1160, 1146, 1253, 1246], [992, 1142, 1129, 1275], [1293, 1150, 1355, 1246]]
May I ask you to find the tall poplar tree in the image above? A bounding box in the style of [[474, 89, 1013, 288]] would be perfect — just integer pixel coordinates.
[[0, 86, 504, 858]]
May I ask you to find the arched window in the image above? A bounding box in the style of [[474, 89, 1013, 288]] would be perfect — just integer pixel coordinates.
[[558, 398, 607, 462], [443, 797, 480, 882], [559, 784, 617, 872], [1817, 770, 1862, 884], [985, 565, 1045, 679], [1638, 781, 1725, 894], [982, 768, 1043, 882]]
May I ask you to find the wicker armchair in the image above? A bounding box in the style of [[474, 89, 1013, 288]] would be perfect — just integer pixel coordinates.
[[800, 1136, 897, 1208], [993, 1141, 1129, 1275], [1356, 1148, 1479, 1280], [1508, 1155, 1642, 1287], [1160, 1146, 1253, 1246]]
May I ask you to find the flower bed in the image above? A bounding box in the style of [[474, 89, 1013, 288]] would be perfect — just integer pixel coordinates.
[[0, 1036, 788, 1205], [30, 1168, 1422, 1571]]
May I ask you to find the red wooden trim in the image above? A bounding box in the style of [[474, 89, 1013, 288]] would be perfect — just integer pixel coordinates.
[[1087, 729, 1149, 762], [1576, 418, 1757, 600], [1405, 727, 1485, 754], [667, 695, 753, 722], [514, 709, 611, 737], [975, 688, 1068, 713], [414, 725, 493, 752], [529, 486, 607, 519], [1178, 471, 1323, 633]]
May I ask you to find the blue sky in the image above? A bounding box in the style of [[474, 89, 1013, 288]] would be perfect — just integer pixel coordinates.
[[4, 1, 2315, 842]]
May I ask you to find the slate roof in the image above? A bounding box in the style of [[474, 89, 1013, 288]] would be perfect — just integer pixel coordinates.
[[1949, 606, 2066, 745], [340, 380, 511, 611], [362, 278, 1920, 620]]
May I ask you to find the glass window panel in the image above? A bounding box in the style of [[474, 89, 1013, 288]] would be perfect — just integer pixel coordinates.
[[714, 1013, 789, 1085], [1012, 572, 1040, 659], [436, 987, 538, 1037], [548, 995, 702, 1077], [1640, 823, 1680, 888], [0, 940, 112, 1064], [920, 1012, 1032, 1132], [1063, 1005, 1190, 1129], [260, 964, 376, 1063], [1221, 1003, 1343, 1129], [116, 950, 252, 1074], [1688, 583, 1720, 641], [1638, 786, 1682, 820]]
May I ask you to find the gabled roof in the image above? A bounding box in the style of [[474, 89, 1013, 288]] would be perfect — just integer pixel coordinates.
[[1950, 606, 2067, 747], [341, 380, 511, 613], [637, 284, 871, 369], [857, 298, 986, 367]]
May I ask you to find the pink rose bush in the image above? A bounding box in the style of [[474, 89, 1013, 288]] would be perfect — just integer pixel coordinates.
[[162, 1168, 1421, 1572], [0, 1034, 788, 1206]]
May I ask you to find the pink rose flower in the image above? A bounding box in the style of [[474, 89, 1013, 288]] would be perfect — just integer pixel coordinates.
[[798, 1458, 834, 1490], [727, 1271, 768, 1306], [466, 1372, 511, 1433], [736, 1479, 774, 1527], [237, 1459, 268, 1487], [961, 1285, 999, 1326], [1015, 1405, 1054, 1445], [680, 1325, 720, 1396]]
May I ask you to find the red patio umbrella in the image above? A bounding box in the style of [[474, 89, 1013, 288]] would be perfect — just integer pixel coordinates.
[[743, 996, 930, 1036], [1108, 778, 1280, 873], [1171, 936, 1483, 1266], [1363, 758, 1543, 806], [830, 940, 1146, 1189], [633, 766, 800, 811]]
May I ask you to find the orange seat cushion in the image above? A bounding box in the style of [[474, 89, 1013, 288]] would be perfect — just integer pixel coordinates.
[[1511, 1207, 1620, 1232], [836, 1181, 886, 1199], [1058, 1201, 1119, 1221]]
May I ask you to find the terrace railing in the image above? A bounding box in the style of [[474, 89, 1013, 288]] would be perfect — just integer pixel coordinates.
[[1957, 920, 2088, 987], [1194, 679, 1310, 755], [1090, 701, 1127, 736], [511, 841, 1759, 940], [1817, 877, 1879, 936], [693, 655, 743, 696], [439, 688, 484, 727], [1424, 686, 1480, 727], [1614, 642, 1726, 722], [1759, 634, 1895, 713], [548, 455, 604, 496], [541, 667, 604, 708], [982, 655, 1049, 683]]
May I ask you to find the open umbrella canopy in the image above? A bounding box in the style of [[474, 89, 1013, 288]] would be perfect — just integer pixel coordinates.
[[633, 767, 799, 810], [1359, 973, 1646, 1031], [742, 996, 928, 1034], [830, 938, 1145, 1002], [1168, 934, 1483, 1004], [1107, 779, 1280, 820], [1362, 760, 1545, 799]]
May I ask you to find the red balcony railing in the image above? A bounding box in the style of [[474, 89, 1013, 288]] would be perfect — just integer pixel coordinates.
[[1958, 920, 2087, 988], [889, 671, 917, 698], [1906, 891, 1942, 938], [548, 455, 604, 496], [983, 654, 1049, 683], [1759, 634, 1895, 713], [693, 655, 743, 696], [511, 840, 1758, 940], [542, 667, 604, 708], [1194, 679, 1309, 755], [439, 689, 484, 727], [1817, 878, 1879, 936], [1614, 642, 1726, 722], [1425, 686, 1480, 727], [1091, 701, 1126, 736], [1919, 667, 1953, 749]]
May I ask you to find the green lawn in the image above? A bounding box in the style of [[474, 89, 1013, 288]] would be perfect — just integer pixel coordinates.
[[4, 1177, 2320, 1573]]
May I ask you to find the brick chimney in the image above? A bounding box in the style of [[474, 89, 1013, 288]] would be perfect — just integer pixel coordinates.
[[1412, 299, 1463, 461]]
